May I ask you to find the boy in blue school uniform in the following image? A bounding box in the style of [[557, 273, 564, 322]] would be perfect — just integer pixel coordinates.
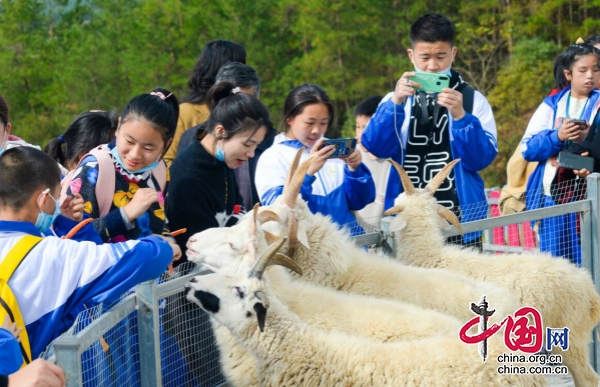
[[361, 13, 498, 247], [0, 146, 180, 370]]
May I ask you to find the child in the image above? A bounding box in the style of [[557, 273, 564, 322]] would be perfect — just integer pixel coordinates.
[[354, 95, 388, 230], [163, 40, 246, 166], [255, 84, 375, 233], [166, 81, 271, 385], [44, 110, 118, 176], [361, 13, 497, 248], [521, 43, 600, 264], [0, 146, 180, 367], [64, 89, 178, 243]]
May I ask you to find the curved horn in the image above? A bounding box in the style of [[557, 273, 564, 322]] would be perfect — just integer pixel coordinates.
[[248, 237, 287, 279], [282, 147, 304, 202], [283, 154, 316, 208], [257, 210, 281, 224], [270, 253, 303, 276], [437, 205, 463, 234], [424, 159, 461, 195], [384, 204, 405, 217], [286, 210, 298, 258], [387, 159, 415, 195]]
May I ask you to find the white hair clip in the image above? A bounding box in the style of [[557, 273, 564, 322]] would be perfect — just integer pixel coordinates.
[[231, 87, 241, 95]]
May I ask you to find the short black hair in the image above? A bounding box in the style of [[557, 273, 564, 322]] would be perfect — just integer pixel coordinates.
[[554, 43, 600, 90], [410, 13, 455, 47], [354, 95, 383, 117], [121, 88, 179, 145], [215, 62, 261, 97], [0, 147, 61, 210]]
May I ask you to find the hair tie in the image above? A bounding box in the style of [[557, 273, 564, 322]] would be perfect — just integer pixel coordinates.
[[150, 91, 173, 100], [576, 37, 585, 44], [89, 110, 104, 113], [58, 135, 64, 144], [231, 87, 241, 95]]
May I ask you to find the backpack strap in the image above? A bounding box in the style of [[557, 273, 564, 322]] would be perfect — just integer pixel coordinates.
[[461, 85, 475, 115], [88, 147, 116, 218], [0, 235, 43, 367], [59, 169, 77, 205], [152, 160, 167, 192]]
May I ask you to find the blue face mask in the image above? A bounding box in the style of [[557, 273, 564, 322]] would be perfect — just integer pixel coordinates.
[[414, 66, 452, 76], [215, 141, 226, 163], [109, 146, 159, 174], [35, 189, 61, 233]]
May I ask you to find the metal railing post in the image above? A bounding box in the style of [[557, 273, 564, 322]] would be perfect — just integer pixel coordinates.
[[54, 336, 82, 387], [379, 217, 398, 257], [136, 280, 162, 387], [585, 173, 600, 372]]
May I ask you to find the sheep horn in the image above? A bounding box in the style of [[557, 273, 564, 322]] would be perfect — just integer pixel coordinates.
[[248, 237, 287, 279], [437, 205, 463, 234], [283, 154, 316, 208], [270, 253, 303, 276], [384, 204, 405, 216], [257, 210, 281, 224], [424, 159, 461, 195], [282, 147, 304, 204], [286, 210, 298, 258], [249, 203, 260, 236], [387, 159, 415, 195]]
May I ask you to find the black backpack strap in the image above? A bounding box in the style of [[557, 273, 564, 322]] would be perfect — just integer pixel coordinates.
[[461, 85, 475, 115]]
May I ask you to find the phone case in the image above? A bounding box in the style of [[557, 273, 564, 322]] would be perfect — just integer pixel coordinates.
[[408, 73, 450, 93], [320, 138, 357, 159], [557, 151, 594, 171]]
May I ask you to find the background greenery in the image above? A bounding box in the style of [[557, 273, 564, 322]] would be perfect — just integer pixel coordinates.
[[2, 0, 600, 187]]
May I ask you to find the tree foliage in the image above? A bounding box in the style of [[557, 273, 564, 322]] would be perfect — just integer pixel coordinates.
[[1, 0, 600, 186]]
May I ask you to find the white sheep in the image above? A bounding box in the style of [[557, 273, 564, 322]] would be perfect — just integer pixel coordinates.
[[185, 246, 546, 387], [384, 158, 600, 387], [201, 211, 466, 387], [187, 149, 521, 326]]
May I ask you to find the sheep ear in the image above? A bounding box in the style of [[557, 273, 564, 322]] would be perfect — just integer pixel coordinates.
[[296, 225, 310, 249], [253, 303, 268, 332], [389, 215, 407, 232], [261, 221, 286, 238]]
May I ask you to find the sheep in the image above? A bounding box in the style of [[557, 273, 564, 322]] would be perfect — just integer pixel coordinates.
[[187, 148, 522, 326], [185, 244, 546, 387], [384, 158, 600, 387], [201, 209, 467, 387]]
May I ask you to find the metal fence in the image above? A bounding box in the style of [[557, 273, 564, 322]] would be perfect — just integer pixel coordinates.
[[46, 174, 600, 386]]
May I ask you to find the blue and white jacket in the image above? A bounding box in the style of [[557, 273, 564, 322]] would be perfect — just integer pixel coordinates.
[[522, 87, 600, 211], [255, 134, 375, 230], [361, 92, 498, 241], [0, 220, 173, 358]]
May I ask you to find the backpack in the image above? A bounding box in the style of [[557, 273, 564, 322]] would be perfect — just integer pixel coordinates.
[[60, 145, 167, 217], [0, 235, 43, 368], [461, 85, 475, 115]]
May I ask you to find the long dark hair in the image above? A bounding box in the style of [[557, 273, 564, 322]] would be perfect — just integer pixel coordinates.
[[183, 40, 246, 105], [121, 88, 179, 147], [44, 111, 118, 170], [280, 84, 334, 132]]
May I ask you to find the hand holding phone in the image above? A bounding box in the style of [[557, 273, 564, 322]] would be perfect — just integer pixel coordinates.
[[318, 138, 357, 159], [569, 119, 588, 130], [408, 73, 450, 93], [558, 118, 585, 142]]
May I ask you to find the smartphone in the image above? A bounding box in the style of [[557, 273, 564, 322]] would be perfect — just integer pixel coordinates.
[[557, 151, 594, 171], [569, 119, 588, 130], [408, 73, 451, 93], [319, 138, 357, 159]]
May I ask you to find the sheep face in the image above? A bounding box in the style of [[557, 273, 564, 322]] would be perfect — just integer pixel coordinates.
[[185, 273, 269, 333], [390, 192, 451, 233], [186, 217, 265, 276]]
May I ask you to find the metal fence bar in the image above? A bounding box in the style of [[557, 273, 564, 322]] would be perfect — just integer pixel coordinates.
[[136, 280, 162, 387], [54, 336, 83, 387], [586, 174, 600, 371], [351, 231, 383, 247], [441, 200, 592, 237], [156, 269, 210, 299]]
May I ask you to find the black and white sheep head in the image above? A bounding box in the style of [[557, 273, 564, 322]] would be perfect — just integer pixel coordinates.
[[185, 238, 297, 333], [185, 273, 270, 333], [385, 159, 463, 235]]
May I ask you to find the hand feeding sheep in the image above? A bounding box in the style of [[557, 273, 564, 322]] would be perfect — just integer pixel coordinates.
[[385, 158, 600, 387], [185, 242, 546, 387]]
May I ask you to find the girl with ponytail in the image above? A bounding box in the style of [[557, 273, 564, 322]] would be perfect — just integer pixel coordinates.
[[64, 88, 181, 246], [44, 110, 118, 175]]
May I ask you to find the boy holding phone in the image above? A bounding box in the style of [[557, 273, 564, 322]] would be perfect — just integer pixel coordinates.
[[361, 13, 498, 248]]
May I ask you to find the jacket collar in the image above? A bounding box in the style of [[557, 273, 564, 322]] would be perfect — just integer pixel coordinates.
[[0, 220, 42, 236]]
